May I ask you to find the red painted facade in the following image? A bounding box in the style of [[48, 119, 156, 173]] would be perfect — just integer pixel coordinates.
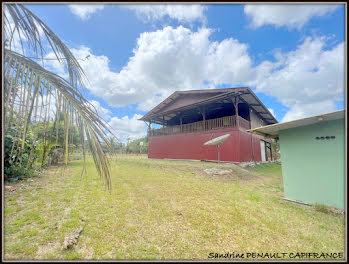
[[142, 87, 277, 162], [148, 127, 265, 162]]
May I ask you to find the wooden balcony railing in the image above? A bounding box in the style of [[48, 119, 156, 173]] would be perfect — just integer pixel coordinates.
[[149, 115, 250, 137], [238, 116, 251, 130]]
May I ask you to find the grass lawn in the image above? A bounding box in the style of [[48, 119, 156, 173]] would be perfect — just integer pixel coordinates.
[[4, 155, 345, 260]]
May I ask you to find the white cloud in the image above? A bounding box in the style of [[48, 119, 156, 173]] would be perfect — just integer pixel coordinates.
[[281, 100, 336, 122], [251, 36, 344, 121], [68, 4, 104, 20], [123, 4, 206, 23], [267, 108, 275, 118], [4, 8, 29, 54], [88, 100, 111, 121], [43, 52, 69, 80], [107, 114, 147, 143], [42, 25, 343, 126], [70, 26, 253, 111], [244, 4, 340, 29]]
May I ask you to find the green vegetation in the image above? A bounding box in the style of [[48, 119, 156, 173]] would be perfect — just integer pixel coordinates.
[[4, 4, 114, 188], [126, 137, 148, 154], [102, 136, 149, 154], [314, 204, 331, 214], [4, 156, 345, 260], [4, 119, 37, 180]]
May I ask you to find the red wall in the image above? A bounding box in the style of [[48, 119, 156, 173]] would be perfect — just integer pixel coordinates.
[[239, 130, 264, 161], [148, 128, 263, 162]]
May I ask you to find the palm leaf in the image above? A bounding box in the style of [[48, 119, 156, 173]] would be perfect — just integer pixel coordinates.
[[4, 4, 88, 89], [3, 4, 118, 190], [4, 49, 115, 190]]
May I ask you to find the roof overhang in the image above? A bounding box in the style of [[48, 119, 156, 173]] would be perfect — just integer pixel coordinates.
[[247, 110, 345, 138], [139, 87, 278, 125], [237, 89, 277, 124], [139, 88, 246, 122]]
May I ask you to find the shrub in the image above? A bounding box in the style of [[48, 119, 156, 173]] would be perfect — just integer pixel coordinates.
[[4, 125, 37, 180], [47, 146, 64, 165]]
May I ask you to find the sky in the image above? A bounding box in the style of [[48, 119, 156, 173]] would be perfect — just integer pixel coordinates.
[[8, 3, 346, 142]]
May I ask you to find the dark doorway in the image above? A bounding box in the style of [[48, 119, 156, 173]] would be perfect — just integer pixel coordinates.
[[238, 103, 250, 121]]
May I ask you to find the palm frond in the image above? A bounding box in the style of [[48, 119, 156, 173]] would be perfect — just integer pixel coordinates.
[[4, 49, 115, 190], [4, 4, 88, 89]]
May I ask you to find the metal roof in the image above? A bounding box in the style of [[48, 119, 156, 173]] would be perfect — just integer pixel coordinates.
[[140, 88, 243, 121], [139, 87, 278, 125], [247, 110, 345, 138]]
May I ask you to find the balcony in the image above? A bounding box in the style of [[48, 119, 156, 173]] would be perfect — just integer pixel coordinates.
[[149, 115, 250, 137]]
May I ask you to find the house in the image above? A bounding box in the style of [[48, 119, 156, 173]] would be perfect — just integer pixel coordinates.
[[139, 87, 277, 162], [248, 110, 345, 209]]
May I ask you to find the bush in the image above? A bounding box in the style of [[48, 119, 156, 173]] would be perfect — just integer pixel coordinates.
[[4, 125, 37, 180], [47, 146, 64, 165], [126, 137, 148, 154]]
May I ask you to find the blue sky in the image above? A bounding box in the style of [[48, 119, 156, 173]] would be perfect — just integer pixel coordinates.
[[15, 4, 346, 141]]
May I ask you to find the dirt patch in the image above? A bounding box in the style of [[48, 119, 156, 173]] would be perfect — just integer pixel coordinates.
[[74, 244, 94, 259], [64, 207, 71, 216], [238, 161, 257, 168], [202, 167, 239, 181], [5, 185, 17, 192], [204, 167, 233, 176], [5, 181, 43, 194], [36, 242, 61, 259]]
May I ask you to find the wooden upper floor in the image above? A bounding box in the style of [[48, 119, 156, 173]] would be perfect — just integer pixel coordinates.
[[140, 87, 278, 137]]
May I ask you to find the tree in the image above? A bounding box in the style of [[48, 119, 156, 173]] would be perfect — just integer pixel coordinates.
[[3, 4, 115, 189], [109, 137, 126, 154], [127, 137, 148, 154]]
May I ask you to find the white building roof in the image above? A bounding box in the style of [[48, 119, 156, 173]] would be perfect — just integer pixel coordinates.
[[247, 110, 345, 138]]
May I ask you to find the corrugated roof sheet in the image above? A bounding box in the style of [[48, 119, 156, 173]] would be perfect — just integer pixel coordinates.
[[247, 110, 345, 137], [140, 87, 278, 125]]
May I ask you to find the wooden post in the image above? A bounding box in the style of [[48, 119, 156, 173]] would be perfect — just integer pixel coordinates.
[[202, 108, 206, 130], [145, 121, 152, 136], [196, 107, 203, 130], [232, 96, 239, 129], [198, 107, 206, 130], [180, 116, 183, 133], [248, 107, 252, 129], [232, 96, 240, 162], [270, 142, 273, 161], [265, 141, 268, 161]]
